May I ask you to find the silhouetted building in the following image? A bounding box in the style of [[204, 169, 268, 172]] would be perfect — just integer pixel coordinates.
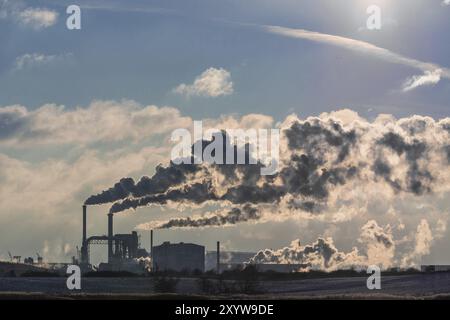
[[153, 242, 205, 273], [421, 265, 450, 272]]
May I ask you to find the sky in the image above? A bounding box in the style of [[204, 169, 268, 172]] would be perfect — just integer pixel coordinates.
[[0, 0, 449, 268]]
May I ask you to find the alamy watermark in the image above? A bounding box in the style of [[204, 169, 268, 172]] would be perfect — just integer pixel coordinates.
[[66, 5, 81, 30], [171, 121, 280, 175], [366, 5, 382, 30], [366, 265, 381, 290], [66, 265, 81, 290]]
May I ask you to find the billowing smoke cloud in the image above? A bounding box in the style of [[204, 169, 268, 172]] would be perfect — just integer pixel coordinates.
[[109, 181, 218, 213], [86, 110, 450, 218], [248, 217, 442, 271], [358, 220, 395, 269], [401, 219, 434, 267], [248, 237, 366, 271], [85, 162, 202, 205], [249, 220, 396, 271], [376, 131, 431, 195], [137, 204, 260, 230], [85, 110, 450, 269]]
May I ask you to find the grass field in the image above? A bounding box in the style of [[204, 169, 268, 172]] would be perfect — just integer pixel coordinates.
[[2, 272, 450, 299]]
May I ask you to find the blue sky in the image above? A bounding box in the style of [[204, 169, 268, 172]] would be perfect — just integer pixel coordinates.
[[1, 0, 449, 120], [1, 0, 450, 266]]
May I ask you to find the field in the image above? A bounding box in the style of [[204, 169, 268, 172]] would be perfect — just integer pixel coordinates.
[[2, 272, 450, 299]]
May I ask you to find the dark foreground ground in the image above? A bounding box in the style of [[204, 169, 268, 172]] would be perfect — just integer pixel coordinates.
[[2, 272, 450, 299]]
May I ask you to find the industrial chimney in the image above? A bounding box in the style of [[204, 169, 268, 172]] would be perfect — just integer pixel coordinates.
[[216, 241, 220, 274], [81, 205, 87, 263], [82, 205, 87, 245], [107, 213, 114, 263]]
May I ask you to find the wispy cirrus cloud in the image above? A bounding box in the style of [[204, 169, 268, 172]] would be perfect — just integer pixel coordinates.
[[402, 69, 442, 92], [263, 25, 450, 91]]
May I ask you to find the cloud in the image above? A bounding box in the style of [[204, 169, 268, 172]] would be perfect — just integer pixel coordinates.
[[0, 1, 58, 29], [17, 7, 58, 29], [0, 99, 278, 262], [0, 100, 192, 146], [248, 237, 366, 271], [0, 143, 171, 264], [89, 109, 450, 268], [443, 0, 450, 6], [0, 146, 168, 214], [248, 218, 435, 271], [0, 102, 188, 262], [14, 53, 71, 70], [358, 220, 395, 269], [2, 103, 449, 267], [414, 219, 433, 256], [0, 99, 273, 149], [101, 110, 450, 216], [263, 25, 450, 91], [402, 69, 442, 92], [174, 67, 233, 97], [400, 219, 435, 267]]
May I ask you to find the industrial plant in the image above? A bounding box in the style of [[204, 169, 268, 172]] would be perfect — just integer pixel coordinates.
[[1, 205, 220, 276], [78, 205, 211, 274], [3, 203, 450, 278]]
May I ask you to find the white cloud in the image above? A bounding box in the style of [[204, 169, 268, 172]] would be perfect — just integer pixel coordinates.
[[400, 219, 435, 267], [414, 219, 433, 256], [0, 1, 58, 29], [17, 7, 58, 29], [0, 99, 277, 261], [402, 69, 442, 92], [0, 100, 275, 149], [0, 100, 192, 147], [1, 103, 450, 265], [14, 53, 71, 70], [0, 146, 168, 214], [443, 0, 450, 6], [174, 67, 233, 98], [264, 25, 450, 91], [0, 143, 171, 263]]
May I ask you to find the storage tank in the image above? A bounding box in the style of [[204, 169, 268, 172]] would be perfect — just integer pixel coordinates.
[[152, 242, 205, 273]]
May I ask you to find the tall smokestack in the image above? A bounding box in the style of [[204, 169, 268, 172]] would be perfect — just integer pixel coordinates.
[[82, 205, 87, 245], [216, 241, 220, 274], [108, 213, 114, 263], [81, 205, 87, 263]]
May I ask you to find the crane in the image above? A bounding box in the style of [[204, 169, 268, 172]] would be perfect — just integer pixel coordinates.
[[8, 251, 13, 262]]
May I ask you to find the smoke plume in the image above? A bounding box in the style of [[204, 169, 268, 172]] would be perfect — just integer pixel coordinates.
[[86, 111, 450, 216], [249, 237, 366, 271], [249, 220, 396, 271], [137, 204, 260, 230], [85, 110, 450, 268]]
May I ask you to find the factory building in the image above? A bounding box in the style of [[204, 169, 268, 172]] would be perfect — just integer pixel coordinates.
[[421, 265, 450, 272], [80, 205, 149, 273], [153, 242, 205, 273]]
